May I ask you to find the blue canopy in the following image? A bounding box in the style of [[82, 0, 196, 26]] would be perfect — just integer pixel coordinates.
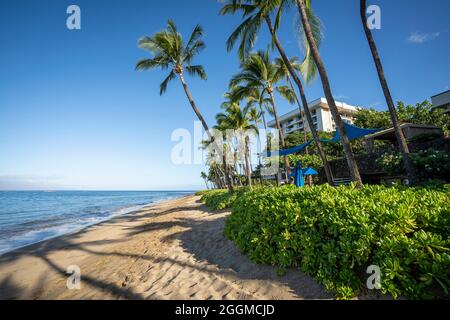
[[266, 140, 313, 157], [264, 123, 382, 158], [320, 122, 381, 143]]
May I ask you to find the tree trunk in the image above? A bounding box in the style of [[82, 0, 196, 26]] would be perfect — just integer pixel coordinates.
[[178, 73, 234, 192], [222, 149, 234, 192], [296, 0, 363, 188], [265, 16, 334, 185], [287, 76, 313, 186], [213, 167, 223, 189], [287, 75, 309, 151], [268, 88, 290, 182], [244, 137, 253, 188], [360, 0, 416, 185], [260, 107, 268, 130]]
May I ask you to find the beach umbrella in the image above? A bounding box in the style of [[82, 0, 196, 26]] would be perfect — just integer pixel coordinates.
[[290, 161, 318, 187]]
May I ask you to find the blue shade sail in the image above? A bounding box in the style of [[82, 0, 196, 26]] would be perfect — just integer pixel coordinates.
[[320, 122, 381, 143], [265, 123, 382, 157], [266, 140, 313, 157]]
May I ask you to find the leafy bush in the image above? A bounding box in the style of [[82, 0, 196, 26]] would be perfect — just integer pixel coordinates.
[[411, 149, 450, 175], [377, 149, 450, 177], [408, 133, 443, 143], [200, 188, 249, 210], [288, 154, 323, 169], [354, 100, 450, 136], [195, 190, 210, 196], [377, 152, 404, 174], [223, 184, 450, 299]]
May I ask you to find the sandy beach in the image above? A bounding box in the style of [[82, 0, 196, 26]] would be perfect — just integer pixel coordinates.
[[0, 195, 330, 300]]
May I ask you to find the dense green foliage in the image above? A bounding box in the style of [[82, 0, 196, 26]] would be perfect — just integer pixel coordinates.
[[200, 188, 249, 210], [354, 100, 450, 136], [377, 149, 450, 178], [199, 185, 450, 299]]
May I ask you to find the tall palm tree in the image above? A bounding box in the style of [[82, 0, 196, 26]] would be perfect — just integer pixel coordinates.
[[136, 20, 209, 133], [216, 104, 258, 187], [296, 0, 363, 187], [230, 50, 293, 181], [220, 0, 334, 185], [275, 57, 309, 149], [360, 0, 416, 184], [276, 56, 317, 185], [136, 20, 234, 192]]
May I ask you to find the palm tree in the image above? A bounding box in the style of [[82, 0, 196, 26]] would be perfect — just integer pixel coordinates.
[[200, 171, 209, 189], [216, 104, 258, 187], [203, 136, 234, 192], [237, 86, 273, 130], [275, 57, 309, 148], [296, 0, 363, 187], [136, 20, 234, 192], [360, 0, 416, 184], [201, 139, 226, 188], [136, 20, 209, 133], [220, 0, 334, 185], [248, 106, 262, 127], [230, 50, 294, 181]]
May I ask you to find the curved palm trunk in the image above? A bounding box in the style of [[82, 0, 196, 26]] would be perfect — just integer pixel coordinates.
[[268, 89, 290, 182], [178, 73, 234, 192], [213, 166, 223, 189], [287, 76, 313, 186], [287, 76, 309, 150], [296, 0, 363, 188], [360, 0, 416, 185], [265, 16, 333, 185], [259, 107, 268, 130]]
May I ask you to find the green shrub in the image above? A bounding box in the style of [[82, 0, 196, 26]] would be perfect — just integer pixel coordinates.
[[411, 149, 450, 176], [377, 149, 450, 177], [408, 133, 443, 143], [200, 187, 250, 210], [224, 184, 450, 299], [377, 152, 404, 174], [195, 190, 210, 196]]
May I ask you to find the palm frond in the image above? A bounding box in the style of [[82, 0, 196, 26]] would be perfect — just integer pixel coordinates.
[[295, 4, 324, 83], [135, 58, 159, 71], [185, 65, 207, 80], [185, 24, 204, 50], [276, 85, 296, 104], [159, 70, 177, 95], [184, 39, 206, 64]]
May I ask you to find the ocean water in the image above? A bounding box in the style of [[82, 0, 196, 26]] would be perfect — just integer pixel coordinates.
[[0, 190, 193, 256]]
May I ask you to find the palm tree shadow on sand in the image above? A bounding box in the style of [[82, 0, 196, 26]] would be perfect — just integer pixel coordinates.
[[0, 201, 333, 300], [157, 214, 332, 299]]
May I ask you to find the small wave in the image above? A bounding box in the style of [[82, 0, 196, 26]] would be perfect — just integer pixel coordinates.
[[0, 202, 149, 256]]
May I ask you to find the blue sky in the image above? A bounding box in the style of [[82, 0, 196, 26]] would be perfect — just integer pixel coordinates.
[[0, 0, 449, 190]]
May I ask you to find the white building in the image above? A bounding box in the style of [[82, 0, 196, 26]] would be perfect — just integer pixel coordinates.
[[431, 90, 450, 114], [268, 98, 361, 135]]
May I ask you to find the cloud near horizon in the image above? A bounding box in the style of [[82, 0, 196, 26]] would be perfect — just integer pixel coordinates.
[[407, 31, 440, 44]]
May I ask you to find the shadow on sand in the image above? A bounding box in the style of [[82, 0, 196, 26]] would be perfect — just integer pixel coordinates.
[[0, 200, 331, 300]]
